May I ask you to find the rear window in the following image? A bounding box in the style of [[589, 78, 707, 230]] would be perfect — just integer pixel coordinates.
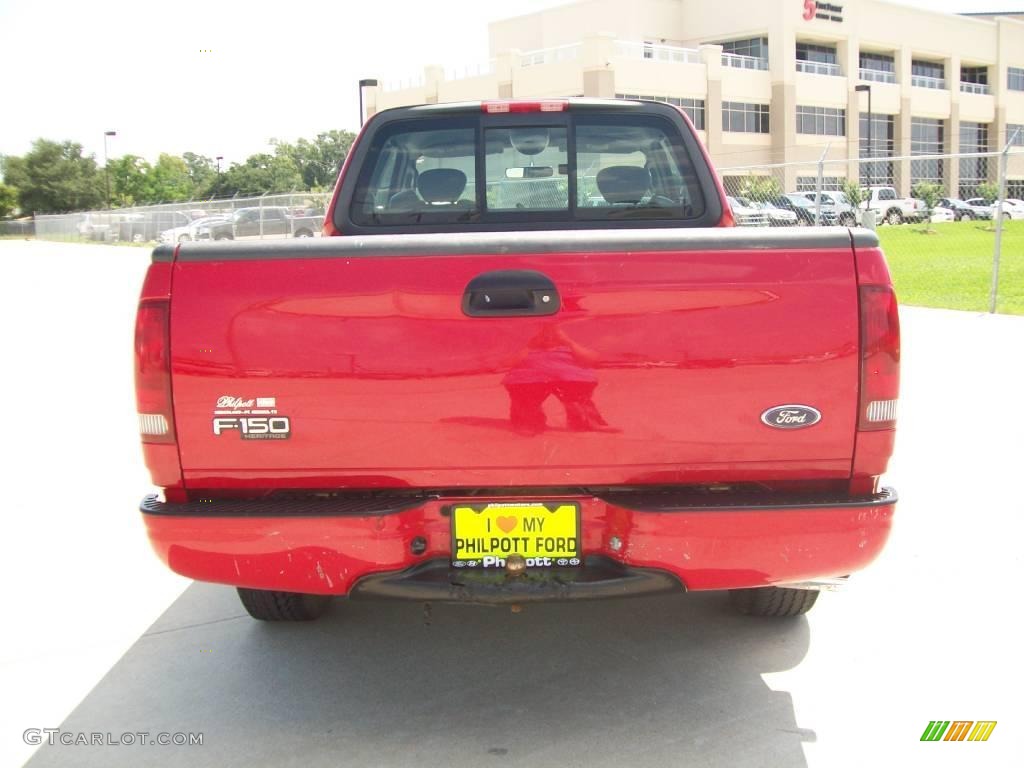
[[348, 110, 707, 228]]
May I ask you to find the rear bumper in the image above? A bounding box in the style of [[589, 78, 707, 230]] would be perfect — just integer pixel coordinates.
[[140, 488, 896, 600]]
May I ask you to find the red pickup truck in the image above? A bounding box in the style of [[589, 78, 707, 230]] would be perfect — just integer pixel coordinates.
[[135, 99, 899, 621]]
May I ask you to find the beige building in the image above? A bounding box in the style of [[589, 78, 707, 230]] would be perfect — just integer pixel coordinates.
[[366, 0, 1024, 197]]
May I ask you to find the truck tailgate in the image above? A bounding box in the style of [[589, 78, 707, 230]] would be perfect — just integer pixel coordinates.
[[167, 229, 861, 489]]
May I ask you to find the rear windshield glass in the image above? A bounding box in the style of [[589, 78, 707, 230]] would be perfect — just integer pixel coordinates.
[[350, 112, 706, 227]]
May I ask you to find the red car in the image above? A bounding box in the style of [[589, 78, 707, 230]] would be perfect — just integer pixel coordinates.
[[135, 99, 898, 621]]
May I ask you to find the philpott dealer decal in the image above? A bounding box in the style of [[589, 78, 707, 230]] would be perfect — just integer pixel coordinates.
[[760, 405, 821, 429], [212, 396, 291, 439]]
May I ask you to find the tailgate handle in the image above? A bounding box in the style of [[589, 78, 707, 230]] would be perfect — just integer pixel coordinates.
[[462, 270, 561, 317]]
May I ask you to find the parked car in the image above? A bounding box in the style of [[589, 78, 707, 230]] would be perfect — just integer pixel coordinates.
[[135, 98, 899, 623], [755, 201, 798, 226], [726, 196, 770, 226], [962, 198, 996, 220], [969, 198, 1024, 221], [924, 206, 955, 223], [801, 191, 859, 227], [774, 194, 835, 226], [864, 186, 923, 225], [206, 206, 324, 240], [158, 215, 230, 244], [937, 198, 979, 221], [119, 211, 192, 243]]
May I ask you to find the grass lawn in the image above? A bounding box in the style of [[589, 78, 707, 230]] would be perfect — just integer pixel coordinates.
[[877, 219, 1023, 315]]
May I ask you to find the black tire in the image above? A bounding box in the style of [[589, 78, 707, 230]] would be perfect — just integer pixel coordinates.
[[885, 209, 903, 226], [839, 213, 856, 227], [796, 217, 810, 227], [237, 588, 331, 621], [294, 229, 314, 238], [729, 586, 819, 617], [214, 233, 232, 241]]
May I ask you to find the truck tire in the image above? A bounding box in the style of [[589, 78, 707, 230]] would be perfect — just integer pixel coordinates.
[[885, 209, 903, 226], [729, 586, 819, 617], [236, 588, 330, 621], [839, 213, 856, 227], [294, 228, 314, 238]]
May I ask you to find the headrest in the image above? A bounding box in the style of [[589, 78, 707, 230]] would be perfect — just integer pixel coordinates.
[[416, 168, 467, 204], [596, 166, 651, 205]]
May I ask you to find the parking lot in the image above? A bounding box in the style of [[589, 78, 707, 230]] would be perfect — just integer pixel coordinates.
[[2, 239, 1022, 767]]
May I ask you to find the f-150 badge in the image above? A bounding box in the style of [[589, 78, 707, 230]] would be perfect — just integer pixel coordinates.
[[760, 405, 821, 429], [212, 395, 290, 439]]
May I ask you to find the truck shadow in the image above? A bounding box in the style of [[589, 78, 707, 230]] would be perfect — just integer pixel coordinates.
[[27, 583, 814, 768]]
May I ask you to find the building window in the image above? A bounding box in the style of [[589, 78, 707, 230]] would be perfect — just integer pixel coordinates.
[[722, 102, 770, 133], [796, 42, 837, 65], [859, 52, 896, 83], [860, 52, 894, 74], [960, 65, 988, 85], [797, 176, 844, 192], [720, 37, 768, 60], [1006, 180, 1024, 199], [797, 106, 846, 136], [1006, 125, 1024, 147], [911, 118, 945, 186], [614, 94, 705, 130], [860, 113, 895, 186], [912, 60, 945, 88], [959, 122, 989, 198], [1008, 67, 1024, 91]]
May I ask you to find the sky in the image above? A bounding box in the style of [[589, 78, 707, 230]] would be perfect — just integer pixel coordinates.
[[1, 0, 1022, 167]]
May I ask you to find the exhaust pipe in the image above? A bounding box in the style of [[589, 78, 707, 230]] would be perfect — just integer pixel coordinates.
[[779, 576, 849, 592]]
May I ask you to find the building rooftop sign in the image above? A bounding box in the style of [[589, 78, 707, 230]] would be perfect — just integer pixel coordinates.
[[803, 1, 844, 23]]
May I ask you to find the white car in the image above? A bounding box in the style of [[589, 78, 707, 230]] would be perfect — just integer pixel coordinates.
[[756, 202, 798, 227], [727, 196, 770, 227], [963, 198, 997, 219], [994, 199, 1024, 220], [158, 215, 229, 244], [923, 206, 955, 223]]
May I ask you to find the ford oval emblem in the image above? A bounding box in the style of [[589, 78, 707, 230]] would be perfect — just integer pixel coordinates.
[[761, 405, 821, 429]]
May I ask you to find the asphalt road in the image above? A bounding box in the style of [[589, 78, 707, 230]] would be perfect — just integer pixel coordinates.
[[2, 240, 1022, 767]]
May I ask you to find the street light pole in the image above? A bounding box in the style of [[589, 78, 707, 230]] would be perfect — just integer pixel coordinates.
[[358, 78, 378, 126], [216, 155, 223, 174], [855, 85, 872, 215], [103, 130, 117, 209]]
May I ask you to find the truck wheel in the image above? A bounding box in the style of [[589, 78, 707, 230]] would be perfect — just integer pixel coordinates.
[[236, 588, 330, 621], [839, 213, 856, 227], [294, 229, 313, 238], [885, 209, 902, 226], [214, 233, 232, 241], [729, 586, 819, 617]]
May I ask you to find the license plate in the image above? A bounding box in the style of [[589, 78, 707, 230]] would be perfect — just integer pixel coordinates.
[[450, 502, 581, 568]]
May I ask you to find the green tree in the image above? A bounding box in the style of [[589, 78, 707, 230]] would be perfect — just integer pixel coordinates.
[[0, 183, 18, 218], [739, 175, 782, 203], [182, 152, 218, 199], [2, 139, 104, 213], [272, 130, 356, 190], [144, 154, 194, 203], [108, 155, 151, 206], [911, 182, 943, 231], [216, 153, 303, 197], [842, 179, 866, 210], [976, 181, 999, 205]]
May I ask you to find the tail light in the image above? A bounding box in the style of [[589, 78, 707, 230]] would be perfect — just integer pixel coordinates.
[[858, 285, 900, 431], [135, 299, 175, 444], [483, 100, 568, 114]]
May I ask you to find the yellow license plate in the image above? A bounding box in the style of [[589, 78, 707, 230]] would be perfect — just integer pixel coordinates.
[[450, 502, 581, 568]]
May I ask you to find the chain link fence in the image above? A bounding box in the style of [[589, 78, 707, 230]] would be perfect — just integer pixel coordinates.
[[719, 146, 1024, 313], [32, 192, 332, 244], [19, 145, 1023, 312]]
